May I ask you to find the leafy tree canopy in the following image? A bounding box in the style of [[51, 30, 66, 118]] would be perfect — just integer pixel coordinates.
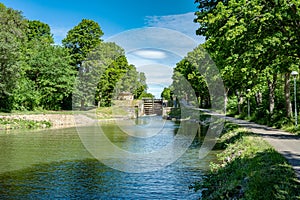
[[0, 3, 27, 110], [194, 0, 300, 119], [62, 19, 104, 68], [27, 20, 54, 43]]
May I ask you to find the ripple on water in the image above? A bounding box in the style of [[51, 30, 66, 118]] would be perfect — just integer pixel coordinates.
[[0, 117, 216, 199]]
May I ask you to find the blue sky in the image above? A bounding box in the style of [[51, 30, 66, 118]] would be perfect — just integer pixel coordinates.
[[2, 0, 202, 43], [1, 0, 204, 97]]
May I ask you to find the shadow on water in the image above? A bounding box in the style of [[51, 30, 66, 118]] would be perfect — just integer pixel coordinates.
[[0, 157, 209, 199]]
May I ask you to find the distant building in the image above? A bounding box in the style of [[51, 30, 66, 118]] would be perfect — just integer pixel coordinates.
[[117, 92, 134, 100]]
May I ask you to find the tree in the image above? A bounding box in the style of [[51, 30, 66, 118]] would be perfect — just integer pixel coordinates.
[[16, 40, 76, 110], [73, 42, 125, 109], [27, 20, 53, 43], [117, 66, 148, 99], [0, 3, 27, 111], [97, 55, 129, 107], [139, 92, 154, 99], [62, 19, 103, 68], [172, 45, 218, 108], [195, 0, 300, 120], [161, 87, 171, 100]]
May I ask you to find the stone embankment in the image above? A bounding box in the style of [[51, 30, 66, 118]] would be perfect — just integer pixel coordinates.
[[0, 114, 96, 129]]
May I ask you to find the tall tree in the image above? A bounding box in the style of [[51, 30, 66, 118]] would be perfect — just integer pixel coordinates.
[[117, 66, 148, 99], [62, 19, 103, 68], [27, 20, 53, 43], [73, 42, 125, 109], [0, 3, 27, 111], [195, 0, 300, 119], [97, 55, 129, 107], [15, 40, 76, 110], [172, 45, 217, 108]]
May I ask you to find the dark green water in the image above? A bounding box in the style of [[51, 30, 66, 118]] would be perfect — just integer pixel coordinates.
[[0, 117, 217, 199]]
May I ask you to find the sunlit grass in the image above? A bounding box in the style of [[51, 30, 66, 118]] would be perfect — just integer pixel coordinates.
[[191, 124, 300, 199]]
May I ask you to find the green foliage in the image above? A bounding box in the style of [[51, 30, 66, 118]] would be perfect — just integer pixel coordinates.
[[27, 20, 53, 43], [172, 45, 216, 108], [117, 66, 148, 99], [139, 92, 154, 99], [0, 4, 27, 111], [73, 42, 124, 109], [17, 41, 76, 110], [0, 118, 51, 129], [191, 126, 300, 199], [194, 0, 300, 125], [12, 78, 40, 111], [168, 108, 181, 119], [161, 87, 171, 100], [0, 3, 76, 112], [0, 3, 148, 112], [73, 41, 148, 109], [62, 19, 103, 68], [98, 55, 129, 107]]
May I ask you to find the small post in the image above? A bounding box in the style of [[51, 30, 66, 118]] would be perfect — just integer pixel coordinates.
[[247, 89, 251, 118], [152, 98, 154, 115], [224, 93, 227, 116]]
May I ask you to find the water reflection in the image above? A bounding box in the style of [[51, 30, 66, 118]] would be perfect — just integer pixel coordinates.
[[78, 117, 200, 172], [0, 116, 218, 199]]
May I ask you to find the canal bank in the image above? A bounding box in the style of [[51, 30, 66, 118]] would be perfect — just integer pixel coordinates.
[[163, 108, 300, 198], [191, 123, 300, 199], [0, 113, 95, 130], [197, 108, 300, 180]]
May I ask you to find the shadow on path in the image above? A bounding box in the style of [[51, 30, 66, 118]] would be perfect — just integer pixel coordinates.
[[199, 109, 300, 180]]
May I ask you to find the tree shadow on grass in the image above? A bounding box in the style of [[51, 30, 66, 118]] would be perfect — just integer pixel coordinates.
[[214, 123, 254, 150], [193, 149, 300, 199]]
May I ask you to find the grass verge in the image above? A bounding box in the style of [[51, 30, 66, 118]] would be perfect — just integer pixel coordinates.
[[190, 123, 300, 199]]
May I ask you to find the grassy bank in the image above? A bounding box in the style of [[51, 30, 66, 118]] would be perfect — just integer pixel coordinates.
[[191, 123, 300, 199], [0, 118, 52, 130]]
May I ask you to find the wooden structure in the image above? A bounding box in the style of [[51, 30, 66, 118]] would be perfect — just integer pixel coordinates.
[[143, 98, 163, 115]]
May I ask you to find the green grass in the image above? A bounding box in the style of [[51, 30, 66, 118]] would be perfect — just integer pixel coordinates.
[[282, 124, 300, 136], [191, 124, 300, 199], [0, 118, 52, 130], [95, 106, 131, 119]]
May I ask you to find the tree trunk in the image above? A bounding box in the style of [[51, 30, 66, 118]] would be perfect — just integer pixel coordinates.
[[80, 99, 85, 110], [236, 90, 243, 114], [200, 97, 203, 108], [284, 73, 292, 117], [224, 87, 229, 114], [98, 93, 102, 108], [255, 92, 262, 106], [267, 74, 277, 116]]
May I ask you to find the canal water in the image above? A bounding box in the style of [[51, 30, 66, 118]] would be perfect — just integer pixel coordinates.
[[0, 117, 218, 199]]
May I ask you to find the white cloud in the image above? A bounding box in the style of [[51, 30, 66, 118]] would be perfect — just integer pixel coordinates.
[[132, 49, 167, 59], [144, 12, 205, 44], [126, 49, 180, 67], [107, 27, 199, 97]]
